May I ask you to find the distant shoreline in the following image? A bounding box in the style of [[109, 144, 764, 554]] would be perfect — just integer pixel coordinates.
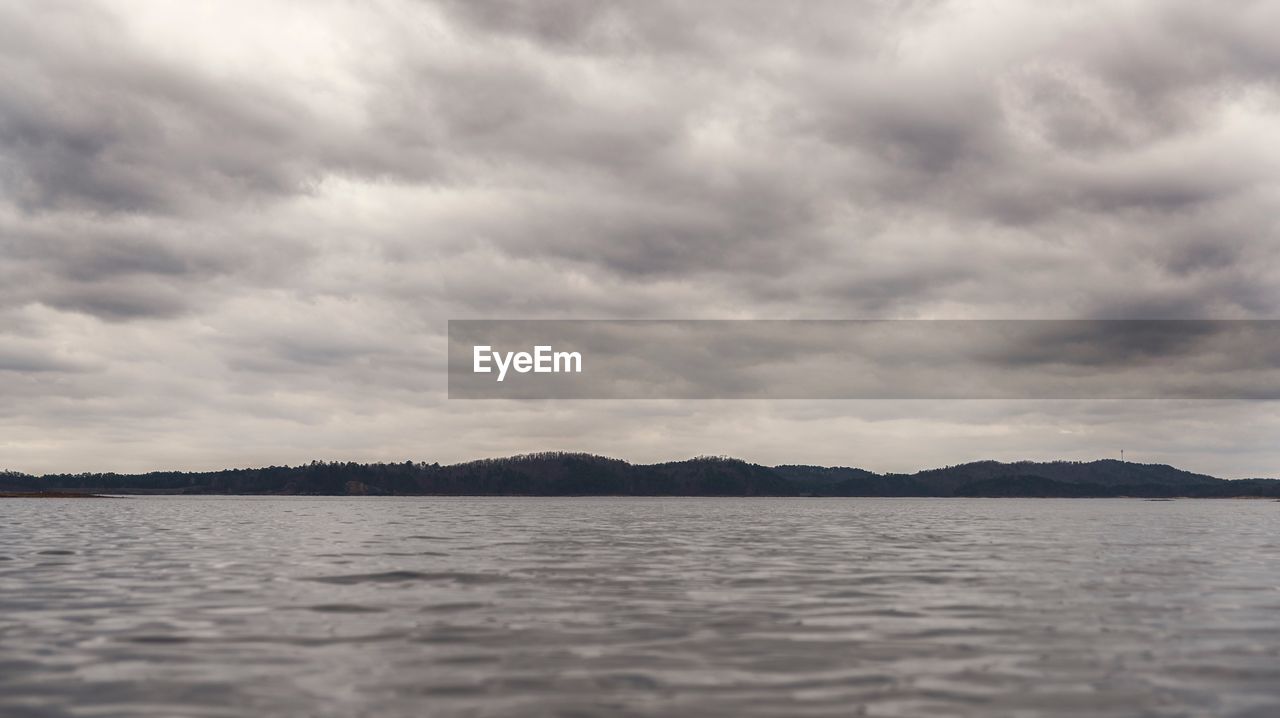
[[4, 454, 1278, 499], [4, 494, 1275, 500], [0, 491, 110, 499]]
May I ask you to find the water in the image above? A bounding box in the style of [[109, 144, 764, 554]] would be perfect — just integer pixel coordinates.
[[2, 497, 1279, 717]]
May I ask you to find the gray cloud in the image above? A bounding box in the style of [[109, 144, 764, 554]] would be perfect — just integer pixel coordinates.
[[0, 0, 1278, 475]]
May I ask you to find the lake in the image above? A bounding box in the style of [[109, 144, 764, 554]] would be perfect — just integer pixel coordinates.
[[2, 497, 1278, 717]]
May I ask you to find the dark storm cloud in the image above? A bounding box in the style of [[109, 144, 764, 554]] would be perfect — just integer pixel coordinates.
[[418, 0, 1278, 317], [0, 2, 457, 219], [1, 0, 1278, 474], [434, 0, 922, 57], [0, 27, 310, 213], [0, 212, 256, 319], [0, 343, 88, 374]]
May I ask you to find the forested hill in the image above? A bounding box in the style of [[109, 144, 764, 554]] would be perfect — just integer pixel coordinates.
[[2, 454, 1277, 497]]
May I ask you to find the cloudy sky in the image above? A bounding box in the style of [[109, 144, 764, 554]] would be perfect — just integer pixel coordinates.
[[2, 0, 1278, 477]]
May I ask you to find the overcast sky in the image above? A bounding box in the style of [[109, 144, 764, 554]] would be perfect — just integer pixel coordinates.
[[2, 0, 1278, 477]]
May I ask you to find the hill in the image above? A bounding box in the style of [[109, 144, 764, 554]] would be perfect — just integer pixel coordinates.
[[1, 455, 1277, 497]]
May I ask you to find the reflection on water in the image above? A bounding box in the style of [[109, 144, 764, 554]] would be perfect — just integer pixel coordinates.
[[1, 497, 1279, 717]]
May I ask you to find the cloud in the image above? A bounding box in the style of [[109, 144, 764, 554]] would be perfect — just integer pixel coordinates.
[[0, 0, 1277, 475]]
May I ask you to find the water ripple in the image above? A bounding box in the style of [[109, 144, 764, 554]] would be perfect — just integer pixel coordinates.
[[1, 497, 1279, 717]]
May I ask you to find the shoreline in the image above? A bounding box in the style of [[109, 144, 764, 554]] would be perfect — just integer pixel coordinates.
[[0, 491, 110, 499], [3, 492, 1276, 500]]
